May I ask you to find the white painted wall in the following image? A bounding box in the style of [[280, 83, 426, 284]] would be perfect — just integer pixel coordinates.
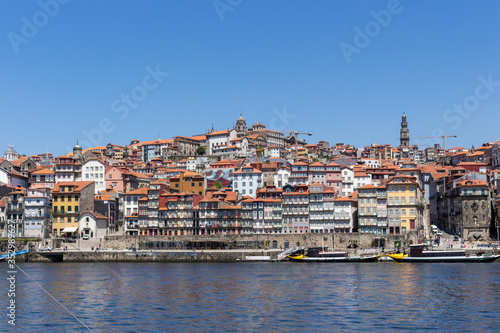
[[82, 160, 106, 194]]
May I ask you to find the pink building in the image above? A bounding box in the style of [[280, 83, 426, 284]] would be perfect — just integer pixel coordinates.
[[326, 161, 342, 196], [105, 166, 125, 192]]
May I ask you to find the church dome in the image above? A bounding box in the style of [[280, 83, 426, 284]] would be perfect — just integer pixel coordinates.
[[4, 145, 17, 155]]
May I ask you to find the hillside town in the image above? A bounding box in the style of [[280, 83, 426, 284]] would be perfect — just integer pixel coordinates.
[[1, 113, 499, 244]]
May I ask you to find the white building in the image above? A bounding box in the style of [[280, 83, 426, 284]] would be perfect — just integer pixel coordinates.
[[82, 159, 106, 194], [354, 169, 372, 191], [232, 166, 263, 198], [23, 187, 51, 238], [334, 197, 357, 233], [360, 158, 380, 168], [79, 211, 108, 240], [267, 146, 281, 158], [273, 165, 290, 188], [206, 129, 237, 155], [0, 167, 8, 185], [341, 167, 354, 197], [186, 158, 196, 171], [122, 188, 148, 235]]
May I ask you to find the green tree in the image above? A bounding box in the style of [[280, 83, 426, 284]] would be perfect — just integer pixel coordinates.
[[214, 181, 223, 189], [196, 146, 206, 155]]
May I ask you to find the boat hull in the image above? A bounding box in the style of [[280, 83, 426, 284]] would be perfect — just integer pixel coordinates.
[[287, 255, 379, 262], [388, 254, 500, 263]]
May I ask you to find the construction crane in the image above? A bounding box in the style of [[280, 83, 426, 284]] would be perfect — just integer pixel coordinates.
[[411, 134, 457, 151], [275, 130, 313, 163]]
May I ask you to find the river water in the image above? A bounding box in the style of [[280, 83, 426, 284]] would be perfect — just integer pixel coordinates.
[[2, 261, 500, 332]]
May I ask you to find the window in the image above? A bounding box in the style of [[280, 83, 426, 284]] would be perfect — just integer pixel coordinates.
[[410, 196, 415, 204], [109, 174, 112, 179]]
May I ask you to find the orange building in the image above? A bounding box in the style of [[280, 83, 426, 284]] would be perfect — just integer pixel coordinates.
[[169, 172, 205, 195]]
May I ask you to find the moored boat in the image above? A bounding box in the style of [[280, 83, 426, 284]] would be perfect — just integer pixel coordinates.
[[0, 249, 29, 262], [287, 247, 378, 262], [386, 244, 500, 263]]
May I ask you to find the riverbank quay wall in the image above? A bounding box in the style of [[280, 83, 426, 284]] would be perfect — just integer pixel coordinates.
[[103, 233, 420, 251], [21, 250, 283, 262]]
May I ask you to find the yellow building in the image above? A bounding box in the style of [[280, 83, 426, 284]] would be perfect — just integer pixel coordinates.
[[52, 181, 95, 237], [386, 174, 423, 235]]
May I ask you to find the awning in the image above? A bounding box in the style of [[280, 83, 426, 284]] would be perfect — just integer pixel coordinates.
[[62, 227, 78, 233]]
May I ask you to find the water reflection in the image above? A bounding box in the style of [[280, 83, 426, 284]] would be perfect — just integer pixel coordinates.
[[1, 262, 499, 332]]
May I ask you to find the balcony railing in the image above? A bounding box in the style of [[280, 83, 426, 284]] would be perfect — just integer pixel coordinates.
[[53, 210, 79, 215]]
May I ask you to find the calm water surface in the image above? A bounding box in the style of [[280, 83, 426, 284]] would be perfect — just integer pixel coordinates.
[[1, 261, 500, 332]]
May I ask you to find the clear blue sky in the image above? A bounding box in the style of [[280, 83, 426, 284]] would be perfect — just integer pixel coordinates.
[[1, 0, 500, 157]]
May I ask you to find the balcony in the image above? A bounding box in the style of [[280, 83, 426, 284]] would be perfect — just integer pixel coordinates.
[[53, 210, 79, 215], [8, 205, 23, 212], [200, 213, 218, 218]]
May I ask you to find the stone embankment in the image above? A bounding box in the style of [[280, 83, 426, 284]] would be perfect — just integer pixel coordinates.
[[21, 249, 283, 262]]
